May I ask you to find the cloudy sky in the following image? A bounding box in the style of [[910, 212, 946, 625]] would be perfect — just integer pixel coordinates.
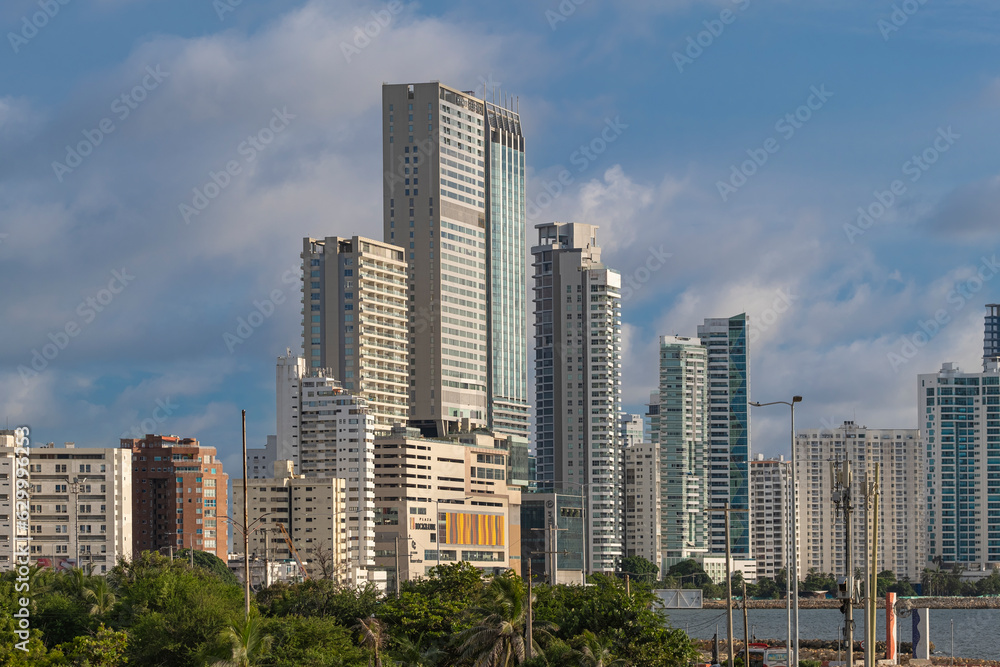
[[2, 0, 999, 472]]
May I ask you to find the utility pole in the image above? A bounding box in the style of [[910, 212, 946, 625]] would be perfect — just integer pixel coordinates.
[[263, 527, 270, 589], [832, 457, 854, 667], [869, 463, 879, 667], [742, 579, 750, 659], [242, 409, 250, 619], [530, 524, 567, 585], [526, 559, 533, 660], [709, 502, 748, 667], [395, 536, 402, 598]]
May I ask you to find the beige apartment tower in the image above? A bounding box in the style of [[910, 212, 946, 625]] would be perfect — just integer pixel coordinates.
[[795, 422, 924, 582], [301, 236, 408, 433], [381, 81, 529, 440]]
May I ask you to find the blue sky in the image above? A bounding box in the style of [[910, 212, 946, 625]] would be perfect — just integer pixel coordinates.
[[2, 0, 999, 473]]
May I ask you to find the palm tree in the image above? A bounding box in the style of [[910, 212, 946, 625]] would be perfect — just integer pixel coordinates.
[[392, 633, 444, 667], [356, 616, 389, 667], [577, 630, 625, 667], [457, 572, 553, 667], [212, 610, 273, 667], [82, 576, 117, 616]]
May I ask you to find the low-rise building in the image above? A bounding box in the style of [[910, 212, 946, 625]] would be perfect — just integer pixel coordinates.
[[373, 426, 524, 591], [233, 460, 361, 585], [5, 439, 132, 574]]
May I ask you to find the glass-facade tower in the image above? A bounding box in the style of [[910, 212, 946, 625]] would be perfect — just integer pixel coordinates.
[[698, 314, 751, 557], [485, 101, 529, 439]]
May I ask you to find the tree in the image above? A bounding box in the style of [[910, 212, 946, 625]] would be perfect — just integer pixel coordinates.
[[618, 556, 659, 583], [356, 616, 389, 667], [576, 630, 625, 667], [876, 570, 896, 598], [258, 579, 380, 625], [211, 609, 273, 667], [307, 539, 336, 580], [176, 549, 241, 586], [974, 568, 1000, 596], [800, 568, 836, 593], [83, 577, 117, 616], [263, 615, 368, 667], [748, 576, 780, 600], [50, 624, 129, 667], [887, 578, 916, 597], [664, 559, 712, 588], [456, 571, 544, 666]]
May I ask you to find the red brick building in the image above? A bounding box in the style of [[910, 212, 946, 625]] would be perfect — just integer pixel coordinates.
[[121, 435, 228, 560]]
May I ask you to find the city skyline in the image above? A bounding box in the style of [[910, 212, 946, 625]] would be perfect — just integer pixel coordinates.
[[3, 1, 1000, 477]]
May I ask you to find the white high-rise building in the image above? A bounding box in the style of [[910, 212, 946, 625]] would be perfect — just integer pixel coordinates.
[[256, 353, 379, 581], [750, 455, 794, 580], [697, 315, 751, 558], [0, 437, 132, 574], [655, 336, 709, 569], [620, 413, 644, 448], [301, 236, 408, 433], [532, 221, 623, 573], [921, 360, 1000, 575], [795, 422, 925, 582], [381, 82, 529, 440], [625, 441, 662, 572]]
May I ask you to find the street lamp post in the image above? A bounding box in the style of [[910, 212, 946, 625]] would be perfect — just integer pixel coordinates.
[[750, 396, 802, 667]]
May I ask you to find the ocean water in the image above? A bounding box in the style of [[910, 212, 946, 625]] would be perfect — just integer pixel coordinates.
[[660, 607, 1000, 661]]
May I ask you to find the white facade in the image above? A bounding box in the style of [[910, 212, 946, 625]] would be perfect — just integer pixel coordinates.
[[261, 354, 379, 580], [750, 455, 794, 580], [276, 353, 305, 468], [532, 222, 623, 574], [9, 442, 132, 574], [625, 441, 662, 573], [246, 435, 277, 480], [795, 421, 924, 582], [621, 413, 644, 448], [0, 432, 17, 569], [921, 361, 1000, 575]]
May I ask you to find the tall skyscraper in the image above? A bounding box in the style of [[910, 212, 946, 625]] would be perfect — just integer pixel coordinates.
[[301, 236, 408, 433], [532, 222, 623, 573], [795, 422, 924, 582], [921, 360, 1000, 576], [381, 82, 527, 439], [697, 315, 751, 557], [655, 336, 709, 568], [985, 303, 1000, 370], [625, 440, 662, 572]]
